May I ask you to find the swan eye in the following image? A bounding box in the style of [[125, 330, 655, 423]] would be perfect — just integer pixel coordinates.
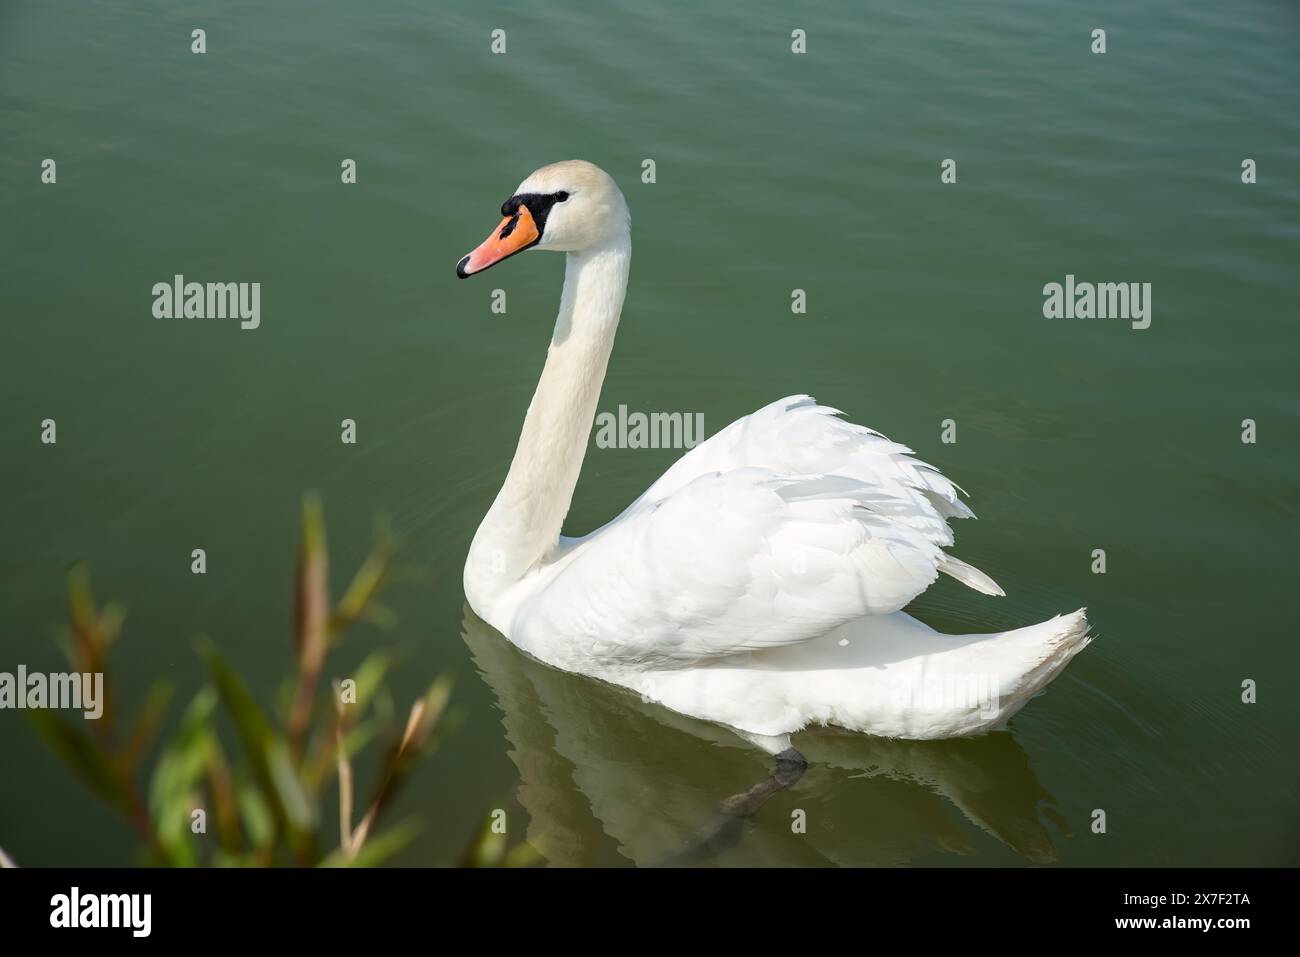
[[554, 191, 570, 202]]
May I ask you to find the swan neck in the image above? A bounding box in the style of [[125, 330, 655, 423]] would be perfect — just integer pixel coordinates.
[[468, 237, 630, 598]]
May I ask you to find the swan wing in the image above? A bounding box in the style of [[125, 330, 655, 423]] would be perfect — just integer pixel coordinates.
[[637, 394, 974, 538], [517, 466, 988, 666]]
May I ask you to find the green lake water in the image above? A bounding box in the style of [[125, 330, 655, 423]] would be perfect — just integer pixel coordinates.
[[2, 0, 1298, 866]]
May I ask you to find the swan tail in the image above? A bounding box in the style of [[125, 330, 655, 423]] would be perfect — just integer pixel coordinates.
[[639, 610, 1092, 742], [985, 608, 1092, 725], [787, 609, 1091, 739], [939, 555, 1005, 597]]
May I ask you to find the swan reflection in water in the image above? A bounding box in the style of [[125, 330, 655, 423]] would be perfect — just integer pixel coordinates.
[[461, 605, 1069, 867]]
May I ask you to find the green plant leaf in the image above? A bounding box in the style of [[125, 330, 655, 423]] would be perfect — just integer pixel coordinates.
[[198, 640, 316, 836], [148, 687, 219, 866], [27, 709, 132, 816], [346, 651, 391, 714], [295, 493, 329, 660], [235, 778, 275, 853], [119, 679, 173, 774], [330, 535, 394, 638]]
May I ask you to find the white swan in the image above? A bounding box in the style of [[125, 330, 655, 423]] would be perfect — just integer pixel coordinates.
[[457, 160, 1090, 750]]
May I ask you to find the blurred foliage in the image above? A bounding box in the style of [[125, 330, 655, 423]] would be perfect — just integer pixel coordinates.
[[25, 494, 534, 868]]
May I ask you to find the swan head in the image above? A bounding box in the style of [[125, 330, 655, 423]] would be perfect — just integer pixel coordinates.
[[456, 160, 629, 278]]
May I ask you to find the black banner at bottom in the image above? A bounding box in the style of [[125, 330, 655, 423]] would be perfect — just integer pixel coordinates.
[[0, 866, 1280, 942]]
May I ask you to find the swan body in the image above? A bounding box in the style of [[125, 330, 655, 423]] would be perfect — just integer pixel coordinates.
[[458, 160, 1090, 745]]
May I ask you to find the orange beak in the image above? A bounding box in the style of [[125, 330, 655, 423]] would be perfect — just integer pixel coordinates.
[[456, 204, 540, 278]]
